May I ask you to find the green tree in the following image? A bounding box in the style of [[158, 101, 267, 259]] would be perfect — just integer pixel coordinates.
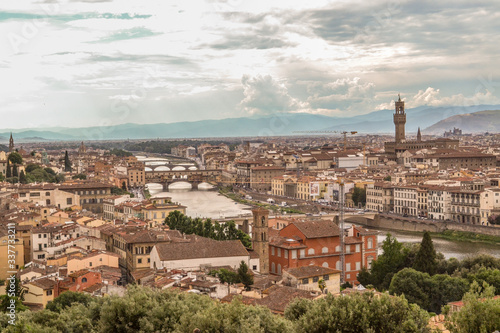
[[5, 160, 10, 178], [351, 187, 367, 207], [11, 164, 18, 178], [46, 291, 94, 313], [19, 170, 26, 184], [289, 291, 430, 333], [64, 151, 71, 172], [361, 233, 409, 290], [413, 231, 437, 275], [318, 279, 326, 293], [0, 277, 27, 313], [25, 164, 40, 173], [237, 261, 254, 291], [0, 173, 4, 182], [72, 174, 87, 180], [7, 152, 22, 165], [445, 281, 500, 333], [121, 181, 127, 190], [384, 175, 392, 181]]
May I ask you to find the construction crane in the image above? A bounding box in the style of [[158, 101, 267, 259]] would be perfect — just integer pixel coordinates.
[[338, 178, 346, 284], [292, 130, 358, 151]]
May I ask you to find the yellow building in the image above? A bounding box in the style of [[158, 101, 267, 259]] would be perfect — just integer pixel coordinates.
[[0, 226, 24, 280], [22, 277, 56, 308], [67, 250, 120, 274]]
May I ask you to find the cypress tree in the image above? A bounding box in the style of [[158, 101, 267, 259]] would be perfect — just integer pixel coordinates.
[[6, 160, 11, 178], [12, 164, 18, 177], [413, 231, 437, 275], [64, 151, 72, 172], [19, 170, 27, 184]]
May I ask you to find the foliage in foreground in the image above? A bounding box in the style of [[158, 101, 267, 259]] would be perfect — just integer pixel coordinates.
[[0, 285, 434, 333]]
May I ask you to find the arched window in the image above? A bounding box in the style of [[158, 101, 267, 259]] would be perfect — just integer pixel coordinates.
[[308, 248, 315, 255], [82, 277, 87, 283], [367, 238, 373, 249], [322, 247, 328, 254], [271, 262, 275, 273], [322, 262, 329, 268]]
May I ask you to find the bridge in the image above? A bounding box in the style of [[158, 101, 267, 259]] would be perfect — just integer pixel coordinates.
[[145, 169, 222, 191]]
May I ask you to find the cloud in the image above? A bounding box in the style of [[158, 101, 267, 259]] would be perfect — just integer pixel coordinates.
[[306, 77, 375, 110], [239, 74, 304, 114], [89, 26, 161, 43], [410, 87, 500, 108]]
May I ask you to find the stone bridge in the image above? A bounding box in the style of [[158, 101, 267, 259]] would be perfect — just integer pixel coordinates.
[[145, 169, 222, 191]]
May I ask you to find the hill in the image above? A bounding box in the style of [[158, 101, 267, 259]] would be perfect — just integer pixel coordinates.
[[424, 110, 500, 134]]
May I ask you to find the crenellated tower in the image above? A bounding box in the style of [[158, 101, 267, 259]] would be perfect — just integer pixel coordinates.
[[394, 94, 406, 143], [252, 208, 269, 274]]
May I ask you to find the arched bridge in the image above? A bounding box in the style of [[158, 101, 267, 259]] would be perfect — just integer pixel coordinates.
[[145, 169, 222, 191]]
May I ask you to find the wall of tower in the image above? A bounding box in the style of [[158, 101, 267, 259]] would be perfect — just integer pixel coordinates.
[[251, 208, 269, 274]]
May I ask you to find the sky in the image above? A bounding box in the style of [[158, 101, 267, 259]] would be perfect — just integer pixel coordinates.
[[1, 0, 500, 129]]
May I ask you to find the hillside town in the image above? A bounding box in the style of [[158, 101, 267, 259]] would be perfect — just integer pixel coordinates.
[[0, 97, 499, 331]]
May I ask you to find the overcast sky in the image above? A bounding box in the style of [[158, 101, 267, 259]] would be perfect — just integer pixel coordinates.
[[1, 0, 500, 129]]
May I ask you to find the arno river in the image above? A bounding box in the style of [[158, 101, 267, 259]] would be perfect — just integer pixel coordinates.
[[148, 184, 500, 260]]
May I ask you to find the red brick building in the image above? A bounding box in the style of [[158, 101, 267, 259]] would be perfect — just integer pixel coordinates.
[[268, 220, 378, 285], [55, 269, 102, 296]]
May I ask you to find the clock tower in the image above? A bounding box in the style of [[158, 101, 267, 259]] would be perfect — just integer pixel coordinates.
[[394, 94, 406, 143]]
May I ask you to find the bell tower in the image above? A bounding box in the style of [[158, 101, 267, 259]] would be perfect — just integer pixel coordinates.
[[252, 208, 269, 274], [394, 94, 406, 143], [8, 133, 14, 153]]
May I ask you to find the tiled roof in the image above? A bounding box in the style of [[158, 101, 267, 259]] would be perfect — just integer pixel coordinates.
[[284, 266, 340, 279], [29, 277, 56, 290], [257, 285, 316, 313], [291, 220, 340, 239], [155, 237, 248, 261]]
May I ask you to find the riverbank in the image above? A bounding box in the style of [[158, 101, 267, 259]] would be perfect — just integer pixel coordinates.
[[218, 188, 305, 214]]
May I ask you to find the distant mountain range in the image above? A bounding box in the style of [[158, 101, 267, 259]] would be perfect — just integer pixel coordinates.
[[424, 110, 500, 134], [1, 104, 499, 141]]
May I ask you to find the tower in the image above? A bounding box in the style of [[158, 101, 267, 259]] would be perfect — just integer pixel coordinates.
[[8, 133, 14, 153], [252, 208, 269, 274], [394, 94, 406, 143], [417, 127, 422, 142]]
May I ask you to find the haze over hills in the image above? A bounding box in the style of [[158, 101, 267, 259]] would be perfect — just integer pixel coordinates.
[[424, 110, 500, 134], [1, 104, 499, 141]]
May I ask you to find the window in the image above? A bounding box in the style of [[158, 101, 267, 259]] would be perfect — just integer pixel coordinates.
[[355, 244, 360, 253], [291, 250, 297, 259], [300, 249, 305, 258], [356, 262, 361, 271], [367, 238, 373, 249], [302, 278, 309, 284], [345, 245, 350, 253], [346, 263, 351, 271], [82, 278, 87, 283], [323, 274, 330, 281], [277, 264, 281, 275], [138, 258, 142, 264], [46, 290, 52, 296], [335, 245, 340, 252], [277, 248, 281, 257], [284, 250, 288, 259], [272, 263, 275, 273], [313, 276, 319, 283], [67, 198, 72, 205], [322, 262, 329, 268], [148, 258, 150, 263], [253, 265, 257, 270], [307, 248, 315, 255], [336, 261, 341, 270], [271, 247, 275, 256]]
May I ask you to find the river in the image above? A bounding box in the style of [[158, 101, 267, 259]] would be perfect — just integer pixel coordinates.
[[147, 185, 500, 260]]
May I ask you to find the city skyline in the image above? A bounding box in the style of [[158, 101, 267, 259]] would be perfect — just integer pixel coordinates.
[[1, 0, 500, 129]]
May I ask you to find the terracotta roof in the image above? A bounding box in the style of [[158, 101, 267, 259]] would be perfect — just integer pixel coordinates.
[[284, 266, 340, 279], [29, 277, 57, 290], [154, 237, 248, 261], [291, 220, 340, 239], [257, 285, 316, 313]]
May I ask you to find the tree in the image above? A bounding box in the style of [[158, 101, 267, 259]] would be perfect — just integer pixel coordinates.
[[0, 277, 27, 313], [361, 233, 409, 290], [383, 175, 392, 181], [46, 291, 94, 313], [413, 231, 437, 275], [351, 187, 366, 207], [121, 181, 127, 191], [5, 160, 11, 178], [64, 151, 72, 172], [289, 292, 430, 333], [19, 170, 26, 184], [445, 281, 500, 333], [7, 152, 22, 165], [0, 173, 4, 182], [237, 261, 254, 291], [488, 214, 500, 225], [11, 164, 18, 178], [318, 279, 326, 293], [72, 174, 86, 180]]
